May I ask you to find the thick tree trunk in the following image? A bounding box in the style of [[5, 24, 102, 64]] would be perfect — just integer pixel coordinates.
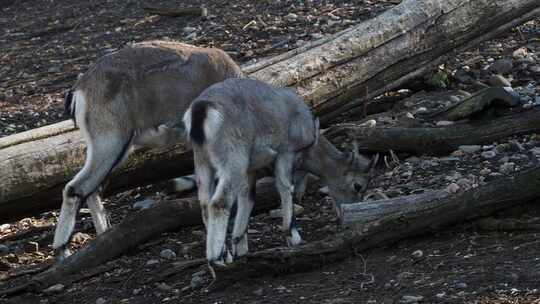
[[325, 108, 540, 155], [1, 0, 538, 222]]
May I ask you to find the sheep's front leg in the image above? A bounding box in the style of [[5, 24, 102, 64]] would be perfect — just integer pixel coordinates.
[[86, 192, 110, 235], [275, 153, 302, 246]]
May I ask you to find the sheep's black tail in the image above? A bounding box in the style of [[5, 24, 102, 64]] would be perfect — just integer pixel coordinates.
[[189, 100, 211, 146], [64, 89, 76, 126]]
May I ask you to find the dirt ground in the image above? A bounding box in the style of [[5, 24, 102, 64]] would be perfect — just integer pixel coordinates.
[[1, 0, 540, 303]]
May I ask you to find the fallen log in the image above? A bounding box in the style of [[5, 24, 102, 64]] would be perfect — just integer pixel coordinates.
[[0, 178, 279, 295], [196, 166, 540, 289], [325, 108, 540, 155], [12, 165, 538, 294], [429, 87, 521, 121], [1, 0, 538, 222]]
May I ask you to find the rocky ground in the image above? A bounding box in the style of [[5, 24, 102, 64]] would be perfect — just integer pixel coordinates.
[[1, 0, 540, 303]]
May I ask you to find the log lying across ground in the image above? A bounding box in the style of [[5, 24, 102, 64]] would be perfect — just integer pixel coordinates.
[[1, 0, 539, 222], [6, 166, 538, 294], [325, 108, 540, 155], [0, 178, 279, 295]]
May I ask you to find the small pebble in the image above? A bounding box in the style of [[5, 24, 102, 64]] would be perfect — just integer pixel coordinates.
[[190, 274, 205, 289], [284, 13, 298, 22], [456, 178, 471, 189], [132, 199, 155, 210], [479, 168, 491, 176], [160, 249, 177, 260], [0, 224, 10, 233], [459, 145, 482, 153], [436, 120, 454, 126], [481, 150, 497, 159], [411, 250, 423, 259], [96, 297, 107, 304], [72, 232, 91, 243], [401, 295, 424, 303], [499, 162, 515, 174], [0, 244, 9, 254], [146, 259, 159, 266], [446, 183, 460, 194], [156, 282, 173, 292], [44, 284, 65, 294]]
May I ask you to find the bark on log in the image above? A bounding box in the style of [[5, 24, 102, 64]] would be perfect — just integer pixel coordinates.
[[1, 0, 539, 222], [325, 108, 540, 155]]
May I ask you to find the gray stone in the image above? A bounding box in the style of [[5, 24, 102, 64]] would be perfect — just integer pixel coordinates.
[[96, 298, 107, 304], [133, 199, 155, 210], [479, 168, 491, 176], [451, 150, 465, 157], [146, 259, 159, 266], [43, 283, 65, 294], [456, 178, 471, 189], [445, 183, 460, 194], [456, 282, 468, 289], [0, 224, 11, 233], [401, 295, 424, 303], [489, 58, 513, 74], [512, 47, 528, 59], [498, 156, 510, 163], [459, 145, 482, 153], [436, 120, 454, 126], [499, 162, 515, 174], [488, 74, 511, 87], [284, 13, 298, 22], [160, 249, 177, 260], [481, 150, 497, 159], [182, 26, 197, 34], [0, 244, 9, 255], [411, 250, 423, 259], [72, 232, 91, 243], [156, 282, 173, 292], [47, 66, 61, 73], [190, 274, 205, 289]]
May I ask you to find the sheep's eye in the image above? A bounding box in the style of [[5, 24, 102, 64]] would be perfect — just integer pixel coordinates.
[[353, 183, 363, 193]]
